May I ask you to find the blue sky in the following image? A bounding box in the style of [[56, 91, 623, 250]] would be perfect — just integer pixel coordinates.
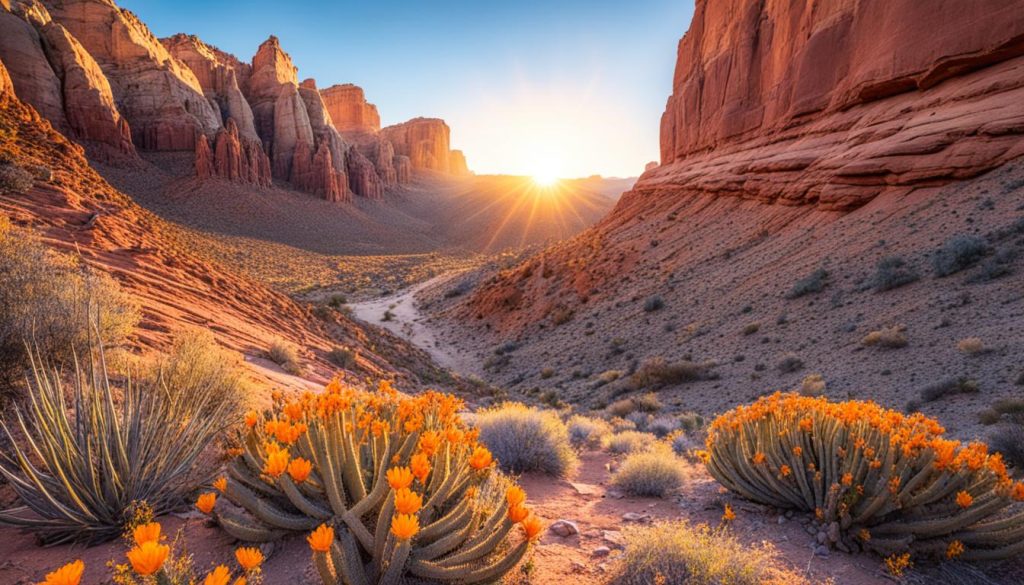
[[121, 0, 695, 178]]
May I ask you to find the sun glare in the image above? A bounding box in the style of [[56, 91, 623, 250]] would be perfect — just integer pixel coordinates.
[[532, 173, 559, 187]]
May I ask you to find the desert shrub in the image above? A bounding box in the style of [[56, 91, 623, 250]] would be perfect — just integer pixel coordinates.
[[786, 268, 828, 298], [993, 398, 1024, 416], [968, 248, 1017, 283], [567, 415, 612, 449], [872, 256, 920, 292], [215, 382, 540, 583], [0, 161, 33, 193], [957, 337, 986, 355], [933, 235, 990, 276], [327, 346, 356, 369], [799, 373, 826, 396], [607, 397, 637, 417], [267, 338, 303, 375], [609, 521, 790, 585], [676, 411, 704, 433], [776, 353, 804, 373], [609, 417, 637, 433], [862, 325, 908, 348], [647, 415, 680, 438], [597, 369, 623, 385], [0, 346, 230, 543], [443, 279, 473, 298], [705, 392, 1024, 559], [0, 217, 139, 393], [611, 449, 685, 497], [643, 295, 664, 312], [625, 411, 652, 431], [148, 329, 249, 419], [550, 305, 573, 325], [630, 357, 715, 389], [633, 391, 663, 412], [989, 416, 1024, 471], [742, 322, 760, 335], [607, 430, 656, 454], [540, 366, 555, 379], [475, 402, 577, 477], [919, 377, 979, 403]]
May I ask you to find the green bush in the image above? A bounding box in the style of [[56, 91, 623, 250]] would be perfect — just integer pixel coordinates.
[[475, 402, 577, 477], [611, 449, 685, 496]]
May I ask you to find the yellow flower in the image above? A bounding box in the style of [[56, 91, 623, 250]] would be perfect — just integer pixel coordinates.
[[722, 504, 736, 522], [394, 488, 423, 515], [410, 453, 431, 483], [127, 541, 169, 576], [196, 492, 217, 514], [506, 486, 527, 508], [203, 565, 232, 585], [391, 513, 420, 540], [387, 466, 414, 490], [508, 504, 529, 523], [946, 540, 965, 559], [307, 524, 334, 553], [264, 449, 290, 478], [884, 553, 912, 577], [235, 547, 263, 571], [288, 457, 313, 483], [468, 446, 493, 470], [956, 490, 973, 508], [40, 560, 84, 585], [522, 514, 543, 541], [132, 522, 161, 546], [214, 476, 228, 493]]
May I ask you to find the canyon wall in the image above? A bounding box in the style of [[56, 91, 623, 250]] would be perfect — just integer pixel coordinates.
[[321, 83, 380, 135], [380, 118, 453, 173], [644, 0, 1024, 211]]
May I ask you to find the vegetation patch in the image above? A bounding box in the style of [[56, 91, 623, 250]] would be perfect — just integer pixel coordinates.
[[933, 235, 990, 276], [871, 256, 920, 292], [786, 268, 829, 299], [611, 448, 685, 497], [630, 357, 717, 389], [475, 402, 577, 477]]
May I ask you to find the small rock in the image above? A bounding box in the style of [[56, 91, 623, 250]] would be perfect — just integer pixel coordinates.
[[570, 561, 587, 573], [785, 510, 795, 519], [622, 512, 652, 523], [814, 545, 831, 558], [777, 515, 786, 525], [592, 546, 612, 558], [602, 530, 626, 548], [549, 520, 580, 537], [816, 531, 828, 545], [827, 522, 841, 543]]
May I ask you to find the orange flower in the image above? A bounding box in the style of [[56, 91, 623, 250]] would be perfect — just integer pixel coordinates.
[[127, 541, 169, 576], [410, 453, 431, 483], [213, 476, 228, 493], [445, 428, 464, 444], [233, 578, 246, 585], [799, 417, 813, 432], [722, 504, 735, 522], [394, 488, 423, 515], [508, 504, 529, 522], [956, 491, 973, 508], [245, 411, 259, 428], [308, 524, 334, 552], [779, 464, 792, 477], [1012, 482, 1024, 501], [506, 486, 527, 508], [284, 401, 304, 421], [235, 547, 263, 571], [391, 513, 420, 540], [884, 553, 912, 578], [858, 528, 871, 542], [132, 522, 161, 546], [469, 446, 493, 470], [288, 457, 313, 483], [264, 449, 290, 478], [203, 566, 232, 585], [387, 466, 414, 490], [40, 560, 84, 585], [196, 492, 217, 514], [946, 540, 965, 559], [841, 473, 853, 486], [792, 446, 803, 457], [752, 452, 766, 465], [522, 514, 543, 541], [418, 431, 441, 457]]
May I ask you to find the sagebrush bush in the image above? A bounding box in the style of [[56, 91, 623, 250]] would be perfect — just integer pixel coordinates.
[[609, 417, 637, 433], [148, 329, 250, 419], [475, 402, 577, 476], [0, 161, 33, 193], [776, 353, 804, 373], [610, 521, 792, 585], [677, 411, 704, 433], [567, 415, 612, 449], [933, 235, 990, 276], [871, 256, 920, 292], [631, 357, 715, 389], [957, 337, 986, 355], [786, 268, 828, 298], [647, 415, 680, 438], [705, 392, 1024, 559], [607, 397, 637, 417], [0, 345, 230, 543], [643, 295, 664, 312], [625, 411, 652, 431], [267, 338, 303, 374], [669, 432, 690, 456], [799, 373, 826, 396], [611, 448, 685, 497], [990, 416, 1024, 472], [862, 325, 908, 348], [326, 346, 356, 369], [607, 430, 656, 454], [919, 377, 979, 403], [0, 217, 139, 394]]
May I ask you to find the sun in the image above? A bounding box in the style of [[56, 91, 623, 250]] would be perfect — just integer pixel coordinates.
[[532, 172, 560, 187]]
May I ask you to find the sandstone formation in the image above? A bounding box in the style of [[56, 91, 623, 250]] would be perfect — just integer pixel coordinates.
[[321, 83, 380, 135], [381, 118, 451, 172], [0, 54, 13, 98], [649, 0, 1024, 211], [347, 148, 383, 199], [0, 5, 67, 130], [394, 155, 411, 184], [449, 149, 469, 176]]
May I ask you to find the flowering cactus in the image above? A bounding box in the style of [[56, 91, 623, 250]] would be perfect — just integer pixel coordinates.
[[704, 392, 1024, 560], [213, 380, 540, 584]]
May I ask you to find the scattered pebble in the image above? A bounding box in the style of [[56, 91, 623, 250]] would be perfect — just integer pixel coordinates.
[[549, 519, 580, 537], [592, 546, 611, 558]]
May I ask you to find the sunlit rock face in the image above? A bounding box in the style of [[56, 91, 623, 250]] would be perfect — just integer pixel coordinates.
[[380, 117, 452, 173], [449, 150, 470, 176], [648, 0, 1024, 211], [321, 83, 380, 135]]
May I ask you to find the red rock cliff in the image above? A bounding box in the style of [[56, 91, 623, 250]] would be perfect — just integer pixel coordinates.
[[380, 117, 452, 173], [321, 83, 380, 135], [645, 0, 1024, 211]]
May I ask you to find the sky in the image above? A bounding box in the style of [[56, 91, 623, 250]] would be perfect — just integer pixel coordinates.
[[120, 0, 695, 179]]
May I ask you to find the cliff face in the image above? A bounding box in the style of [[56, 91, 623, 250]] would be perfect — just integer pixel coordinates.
[[321, 83, 380, 135], [381, 118, 452, 173], [646, 0, 1024, 211]]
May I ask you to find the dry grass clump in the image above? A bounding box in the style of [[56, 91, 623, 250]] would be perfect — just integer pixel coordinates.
[[933, 235, 990, 276], [776, 353, 804, 374], [606, 392, 662, 417], [611, 447, 685, 497], [326, 346, 357, 369], [609, 417, 637, 433], [862, 325, 908, 348], [475, 402, 577, 477], [607, 430, 657, 454], [609, 521, 797, 585], [786, 267, 828, 299], [957, 337, 986, 355], [630, 357, 716, 389], [871, 256, 920, 292], [0, 161, 33, 193], [146, 329, 251, 419], [567, 415, 612, 449], [799, 373, 826, 396], [921, 377, 979, 403], [647, 415, 680, 438], [267, 338, 303, 375]]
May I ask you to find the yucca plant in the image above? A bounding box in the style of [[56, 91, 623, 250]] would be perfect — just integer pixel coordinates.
[[704, 392, 1024, 560], [0, 346, 231, 544], [206, 380, 541, 585]]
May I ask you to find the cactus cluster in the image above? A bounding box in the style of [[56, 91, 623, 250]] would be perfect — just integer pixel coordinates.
[[703, 392, 1024, 560], [210, 380, 541, 584]]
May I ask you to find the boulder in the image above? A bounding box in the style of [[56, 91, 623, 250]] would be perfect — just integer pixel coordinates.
[[380, 117, 451, 172], [320, 83, 380, 135]]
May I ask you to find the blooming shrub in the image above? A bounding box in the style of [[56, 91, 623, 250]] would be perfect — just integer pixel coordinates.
[[704, 392, 1024, 559]]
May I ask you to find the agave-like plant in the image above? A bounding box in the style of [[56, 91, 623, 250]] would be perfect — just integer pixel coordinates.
[[0, 346, 231, 544]]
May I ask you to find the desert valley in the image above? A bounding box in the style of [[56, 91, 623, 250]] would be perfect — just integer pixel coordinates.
[[1, 0, 1024, 584]]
